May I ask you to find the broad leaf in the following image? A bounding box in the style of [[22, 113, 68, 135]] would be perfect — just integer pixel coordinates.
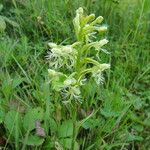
[[23, 107, 44, 131], [4, 110, 22, 138], [60, 138, 79, 150], [58, 120, 73, 138], [25, 135, 44, 146]]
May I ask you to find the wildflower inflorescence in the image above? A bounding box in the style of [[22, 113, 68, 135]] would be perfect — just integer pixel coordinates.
[[47, 7, 110, 103]]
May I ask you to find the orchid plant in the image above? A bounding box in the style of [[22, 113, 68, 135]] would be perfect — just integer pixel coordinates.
[[46, 7, 110, 149], [47, 7, 110, 104]]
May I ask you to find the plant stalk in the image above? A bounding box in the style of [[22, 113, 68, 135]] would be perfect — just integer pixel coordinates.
[[71, 104, 77, 150]]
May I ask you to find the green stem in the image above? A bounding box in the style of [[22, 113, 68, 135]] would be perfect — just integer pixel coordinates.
[[71, 105, 77, 150]]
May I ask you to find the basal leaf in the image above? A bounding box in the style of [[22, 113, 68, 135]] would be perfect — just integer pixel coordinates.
[[23, 107, 44, 131], [4, 110, 22, 138], [25, 135, 44, 146], [58, 120, 73, 138], [60, 138, 79, 150]]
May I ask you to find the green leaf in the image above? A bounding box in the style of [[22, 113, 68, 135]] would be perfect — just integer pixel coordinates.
[[49, 118, 57, 132], [58, 120, 73, 138], [101, 109, 120, 118], [12, 77, 24, 89], [102, 119, 116, 133], [82, 118, 100, 129], [144, 117, 150, 126], [132, 124, 144, 132], [23, 107, 44, 131], [25, 135, 44, 146], [43, 137, 54, 149], [4, 110, 22, 138], [127, 133, 143, 142], [3, 16, 19, 27], [0, 16, 6, 32], [0, 98, 5, 123], [0, 107, 5, 123], [60, 138, 79, 150], [0, 4, 3, 12], [52, 75, 66, 91]]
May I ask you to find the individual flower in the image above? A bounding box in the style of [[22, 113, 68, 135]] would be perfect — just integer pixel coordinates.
[[62, 76, 81, 102], [46, 43, 77, 69], [62, 85, 81, 102], [48, 70, 82, 102], [90, 39, 109, 50], [92, 64, 110, 84], [48, 69, 60, 77]]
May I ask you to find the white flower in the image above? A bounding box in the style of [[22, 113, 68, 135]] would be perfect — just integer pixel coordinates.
[[92, 64, 110, 84], [92, 72, 104, 84], [97, 63, 110, 71], [76, 7, 83, 15], [79, 78, 87, 85], [62, 85, 81, 101], [46, 44, 77, 69], [98, 39, 109, 47], [61, 76, 82, 102], [64, 78, 76, 86], [48, 70, 82, 102], [85, 38, 109, 51], [48, 69, 58, 76]]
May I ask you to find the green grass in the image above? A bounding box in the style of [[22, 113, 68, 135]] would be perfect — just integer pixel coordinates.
[[0, 0, 150, 149]]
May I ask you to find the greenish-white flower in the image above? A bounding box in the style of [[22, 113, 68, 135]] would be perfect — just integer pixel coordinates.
[[92, 64, 110, 84], [94, 39, 109, 49], [62, 75, 86, 102], [47, 43, 77, 69], [85, 39, 108, 51], [62, 85, 81, 102], [46, 7, 110, 103], [48, 69, 59, 77], [62, 76, 81, 102], [64, 78, 77, 86]]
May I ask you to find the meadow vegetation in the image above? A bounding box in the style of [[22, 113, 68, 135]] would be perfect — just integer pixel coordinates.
[[0, 0, 150, 149]]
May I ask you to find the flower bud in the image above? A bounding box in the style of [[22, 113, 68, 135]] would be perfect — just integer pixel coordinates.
[[76, 7, 83, 15], [98, 26, 107, 32], [96, 16, 103, 23], [91, 16, 103, 26], [86, 14, 95, 23], [48, 42, 57, 48]]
